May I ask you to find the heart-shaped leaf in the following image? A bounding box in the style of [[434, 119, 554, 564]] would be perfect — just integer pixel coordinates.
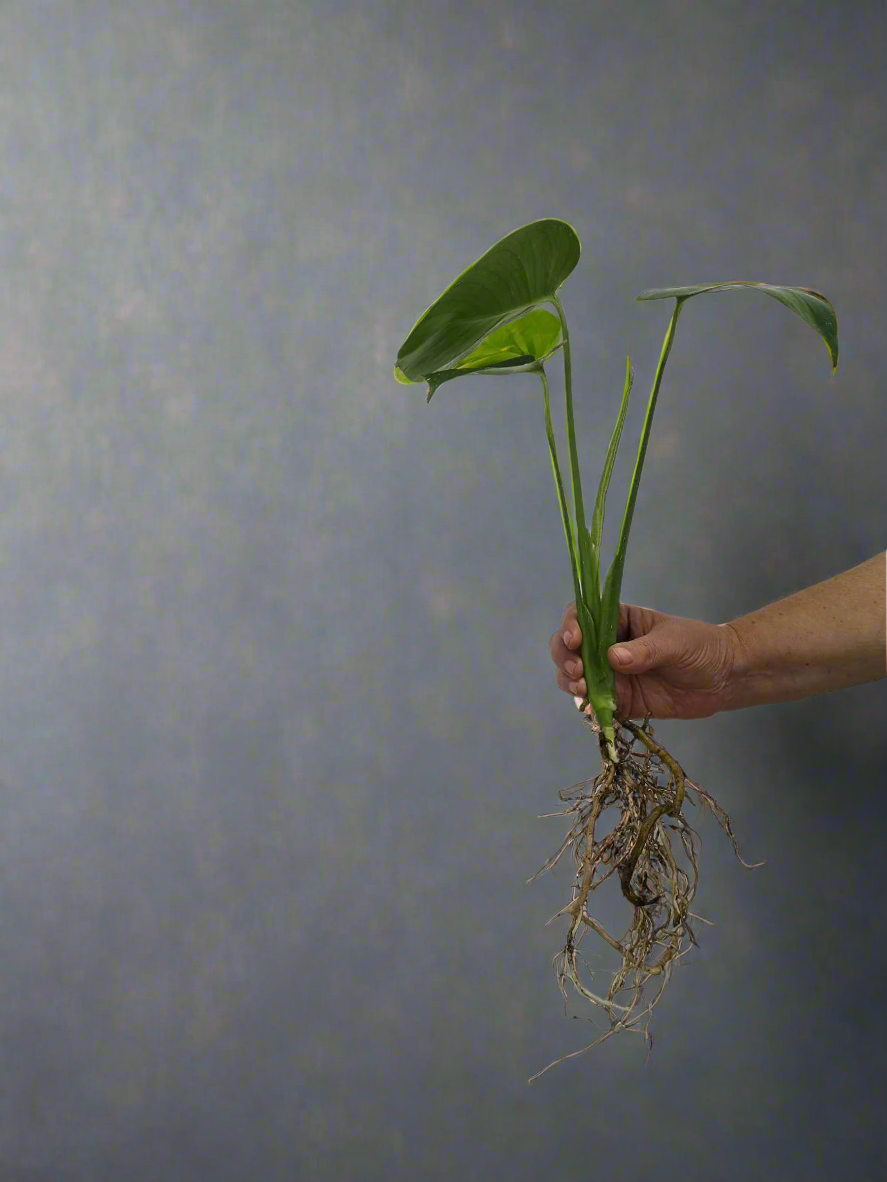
[[394, 218, 581, 386], [637, 281, 839, 374], [395, 307, 564, 402]]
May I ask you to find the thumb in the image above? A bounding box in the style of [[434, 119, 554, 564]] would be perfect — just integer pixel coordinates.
[[608, 635, 662, 673]]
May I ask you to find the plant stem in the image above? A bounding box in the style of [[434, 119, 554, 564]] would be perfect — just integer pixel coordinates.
[[538, 364, 584, 636], [600, 298, 687, 656], [550, 293, 618, 762], [590, 356, 634, 593], [550, 294, 594, 611]]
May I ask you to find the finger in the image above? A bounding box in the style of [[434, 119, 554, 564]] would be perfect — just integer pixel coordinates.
[[560, 601, 579, 633], [556, 669, 587, 697], [560, 611, 582, 650], [549, 630, 584, 677], [549, 623, 581, 660], [548, 630, 564, 663]]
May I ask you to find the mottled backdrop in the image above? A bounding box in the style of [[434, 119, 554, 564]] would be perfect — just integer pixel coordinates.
[[0, 1, 884, 1178]]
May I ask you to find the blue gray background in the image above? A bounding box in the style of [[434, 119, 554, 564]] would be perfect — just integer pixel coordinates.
[[0, 1, 884, 1178]]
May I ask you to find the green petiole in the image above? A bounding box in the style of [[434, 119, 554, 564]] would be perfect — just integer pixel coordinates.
[[538, 295, 687, 763], [538, 364, 585, 648]]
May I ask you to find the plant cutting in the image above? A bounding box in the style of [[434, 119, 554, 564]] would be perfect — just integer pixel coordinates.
[[393, 218, 839, 1081]]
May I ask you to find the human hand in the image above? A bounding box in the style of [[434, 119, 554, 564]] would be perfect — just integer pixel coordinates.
[[548, 601, 741, 722]]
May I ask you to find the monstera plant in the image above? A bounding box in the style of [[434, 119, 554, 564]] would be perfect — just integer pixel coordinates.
[[394, 218, 839, 1080]]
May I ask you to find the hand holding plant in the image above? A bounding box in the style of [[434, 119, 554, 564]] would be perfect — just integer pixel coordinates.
[[393, 218, 839, 1081], [551, 600, 741, 721]]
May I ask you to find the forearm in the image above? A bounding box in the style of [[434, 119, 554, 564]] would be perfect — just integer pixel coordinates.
[[722, 551, 886, 711]]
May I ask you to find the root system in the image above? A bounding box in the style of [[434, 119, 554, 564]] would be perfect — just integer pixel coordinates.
[[528, 711, 764, 1084]]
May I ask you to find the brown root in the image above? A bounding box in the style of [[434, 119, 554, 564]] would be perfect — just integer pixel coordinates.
[[527, 711, 764, 1084]]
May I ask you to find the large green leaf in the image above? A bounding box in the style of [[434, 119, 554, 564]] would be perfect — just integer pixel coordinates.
[[394, 307, 564, 402], [636, 281, 839, 374], [394, 218, 581, 385]]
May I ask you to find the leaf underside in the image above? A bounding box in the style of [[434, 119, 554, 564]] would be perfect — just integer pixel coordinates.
[[411, 307, 564, 401]]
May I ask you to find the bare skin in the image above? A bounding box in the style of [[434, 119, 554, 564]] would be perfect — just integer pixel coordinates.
[[722, 550, 886, 710], [549, 601, 739, 721], [549, 551, 886, 721]]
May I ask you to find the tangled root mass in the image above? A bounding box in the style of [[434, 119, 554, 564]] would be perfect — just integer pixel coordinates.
[[527, 712, 764, 1084]]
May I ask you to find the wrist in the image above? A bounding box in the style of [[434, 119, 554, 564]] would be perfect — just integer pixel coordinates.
[[719, 621, 755, 712]]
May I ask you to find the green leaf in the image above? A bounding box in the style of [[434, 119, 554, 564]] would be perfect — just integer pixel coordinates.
[[402, 308, 564, 402], [398, 355, 538, 404], [636, 281, 839, 374], [393, 355, 534, 387], [455, 307, 563, 371], [394, 218, 581, 385]]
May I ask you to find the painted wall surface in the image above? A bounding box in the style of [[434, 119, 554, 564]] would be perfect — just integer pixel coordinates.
[[0, 1, 884, 1177]]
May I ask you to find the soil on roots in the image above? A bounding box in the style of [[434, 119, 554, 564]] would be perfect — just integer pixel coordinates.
[[528, 711, 764, 1083]]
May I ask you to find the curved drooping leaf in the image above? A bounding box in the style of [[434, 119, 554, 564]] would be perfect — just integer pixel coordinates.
[[398, 307, 564, 402], [637, 281, 839, 374], [394, 218, 581, 385], [453, 306, 563, 371]]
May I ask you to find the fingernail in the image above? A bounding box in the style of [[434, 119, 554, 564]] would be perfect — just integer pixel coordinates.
[[563, 631, 574, 647], [569, 681, 580, 695], [566, 660, 580, 677], [611, 645, 631, 666]]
